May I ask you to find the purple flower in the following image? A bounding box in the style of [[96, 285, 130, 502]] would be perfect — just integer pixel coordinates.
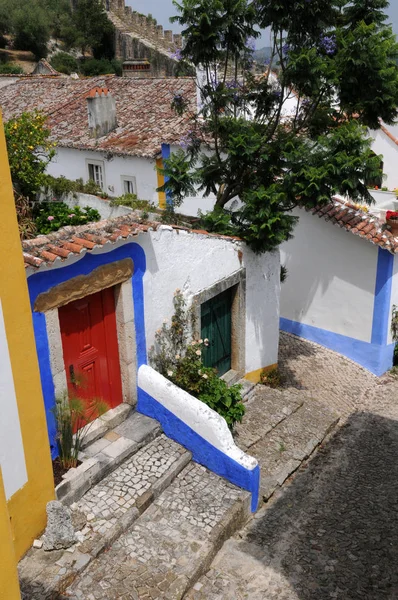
[[319, 34, 337, 56], [47, 216, 54, 221], [282, 43, 290, 55], [170, 48, 183, 61]]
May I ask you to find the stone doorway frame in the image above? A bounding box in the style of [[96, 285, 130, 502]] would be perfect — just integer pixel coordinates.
[[37, 259, 137, 407], [192, 268, 246, 381]]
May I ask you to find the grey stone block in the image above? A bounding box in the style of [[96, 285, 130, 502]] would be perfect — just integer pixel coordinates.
[[42, 501, 77, 551], [113, 411, 161, 443]]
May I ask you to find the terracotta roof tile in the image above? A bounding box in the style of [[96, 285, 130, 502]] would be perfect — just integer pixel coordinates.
[[22, 213, 241, 272], [0, 76, 197, 158], [72, 236, 96, 249], [309, 198, 398, 254]]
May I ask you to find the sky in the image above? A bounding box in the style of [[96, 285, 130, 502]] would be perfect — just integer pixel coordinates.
[[127, 1, 398, 47]]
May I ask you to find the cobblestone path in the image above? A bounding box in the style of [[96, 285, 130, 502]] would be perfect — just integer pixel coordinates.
[[186, 333, 398, 599], [64, 464, 249, 599], [278, 332, 398, 419]]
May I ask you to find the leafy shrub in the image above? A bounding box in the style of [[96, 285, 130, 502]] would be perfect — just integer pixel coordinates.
[[149, 291, 245, 429], [4, 111, 55, 198], [43, 175, 107, 199], [50, 51, 79, 74], [0, 63, 24, 74], [80, 57, 122, 76], [53, 392, 109, 469], [260, 367, 283, 389], [15, 190, 37, 240], [35, 201, 101, 234], [110, 193, 156, 212]]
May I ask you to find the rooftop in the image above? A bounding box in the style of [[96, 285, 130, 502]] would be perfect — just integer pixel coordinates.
[[22, 213, 241, 274], [308, 197, 398, 254], [0, 75, 197, 158]]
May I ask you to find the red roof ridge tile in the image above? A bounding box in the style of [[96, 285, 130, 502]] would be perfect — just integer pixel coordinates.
[[308, 196, 398, 254]]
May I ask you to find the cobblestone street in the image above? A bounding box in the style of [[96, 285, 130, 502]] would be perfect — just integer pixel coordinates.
[[19, 333, 398, 599], [187, 333, 398, 599]]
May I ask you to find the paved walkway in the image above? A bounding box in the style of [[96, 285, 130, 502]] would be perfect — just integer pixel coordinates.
[[278, 332, 398, 419], [186, 333, 398, 599]]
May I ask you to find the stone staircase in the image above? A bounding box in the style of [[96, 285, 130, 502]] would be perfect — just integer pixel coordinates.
[[18, 385, 339, 600], [18, 411, 250, 600]]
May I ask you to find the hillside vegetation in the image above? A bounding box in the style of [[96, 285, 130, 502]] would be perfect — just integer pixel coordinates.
[[0, 0, 115, 63]]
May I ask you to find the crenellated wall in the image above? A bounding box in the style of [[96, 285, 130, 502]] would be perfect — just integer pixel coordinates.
[[102, 0, 183, 76]]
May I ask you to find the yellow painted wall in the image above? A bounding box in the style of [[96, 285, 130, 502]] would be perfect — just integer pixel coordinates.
[[244, 363, 278, 384], [0, 470, 21, 600], [156, 157, 166, 209], [0, 111, 54, 561]]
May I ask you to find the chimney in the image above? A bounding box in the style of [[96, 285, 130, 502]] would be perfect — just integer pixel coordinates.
[[86, 87, 117, 138], [122, 59, 151, 79]]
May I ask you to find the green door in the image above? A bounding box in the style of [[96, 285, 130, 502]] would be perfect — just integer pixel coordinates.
[[201, 288, 232, 376]]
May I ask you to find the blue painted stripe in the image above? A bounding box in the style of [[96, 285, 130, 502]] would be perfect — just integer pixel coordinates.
[[371, 247, 394, 345], [27, 243, 147, 457], [137, 387, 260, 512], [161, 143, 173, 207], [280, 317, 395, 376]]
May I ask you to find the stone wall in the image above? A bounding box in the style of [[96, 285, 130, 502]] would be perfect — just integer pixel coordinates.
[[102, 0, 182, 77]]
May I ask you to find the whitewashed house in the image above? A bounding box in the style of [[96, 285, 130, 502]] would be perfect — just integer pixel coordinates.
[[22, 213, 280, 510], [0, 75, 218, 216], [280, 196, 398, 375]]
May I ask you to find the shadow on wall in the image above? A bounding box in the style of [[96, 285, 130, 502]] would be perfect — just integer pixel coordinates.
[[241, 411, 398, 598], [280, 213, 378, 327]]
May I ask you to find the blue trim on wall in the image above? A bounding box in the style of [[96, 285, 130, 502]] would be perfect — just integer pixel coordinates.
[[137, 387, 260, 512], [371, 247, 394, 345], [27, 243, 147, 457], [161, 143, 173, 207], [280, 317, 395, 376]]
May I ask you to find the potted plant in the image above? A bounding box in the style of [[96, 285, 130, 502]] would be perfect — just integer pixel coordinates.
[[386, 211, 398, 236]]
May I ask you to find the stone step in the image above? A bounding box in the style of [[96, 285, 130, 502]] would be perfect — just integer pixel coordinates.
[[234, 385, 304, 450], [249, 397, 339, 501], [56, 411, 161, 506], [63, 463, 251, 599], [19, 435, 190, 600]]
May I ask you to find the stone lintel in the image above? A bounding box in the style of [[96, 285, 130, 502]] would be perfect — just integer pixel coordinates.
[[34, 259, 134, 313]]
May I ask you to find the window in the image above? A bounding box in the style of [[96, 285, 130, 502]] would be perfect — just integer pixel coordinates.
[[121, 176, 137, 196], [87, 161, 105, 190]]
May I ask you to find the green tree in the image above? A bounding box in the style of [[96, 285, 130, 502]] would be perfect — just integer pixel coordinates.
[[12, 2, 50, 59], [161, 0, 398, 253], [5, 112, 56, 198], [67, 0, 115, 56]]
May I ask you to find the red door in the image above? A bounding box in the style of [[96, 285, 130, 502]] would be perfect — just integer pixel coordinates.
[[59, 287, 123, 419]]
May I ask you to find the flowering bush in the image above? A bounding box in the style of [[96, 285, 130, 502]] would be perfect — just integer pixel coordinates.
[[4, 111, 56, 198], [35, 201, 101, 234], [386, 211, 398, 221], [149, 291, 245, 429]]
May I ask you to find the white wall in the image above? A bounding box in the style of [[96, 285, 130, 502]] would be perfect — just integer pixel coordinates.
[[47, 146, 219, 219], [280, 209, 378, 342], [388, 255, 398, 345], [47, 147, 159, 204], [64, 192, 134, 220], [0, 299, 28, 500], [369, 129, 398, 191], [136, 226, 280, 374]]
